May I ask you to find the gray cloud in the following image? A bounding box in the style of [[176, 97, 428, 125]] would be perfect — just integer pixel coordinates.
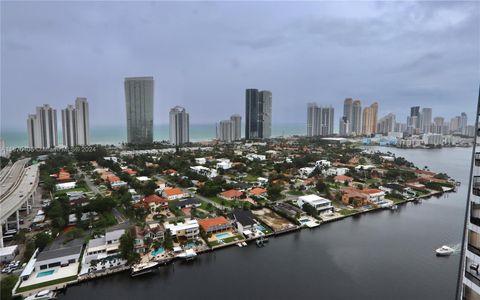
[[1, 1, 478, 132]]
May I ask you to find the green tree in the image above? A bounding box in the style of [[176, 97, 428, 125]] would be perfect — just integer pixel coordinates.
[[1, 275, 18, 300], [119, 231, 140, 264], [34, 232, 52, 250]]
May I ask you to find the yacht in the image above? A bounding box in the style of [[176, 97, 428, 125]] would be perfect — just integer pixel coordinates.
[[25, 290, 56, 300], [436, 245, 454, 256], [177, 249, 197, 261], [130, 261, 159, 277]]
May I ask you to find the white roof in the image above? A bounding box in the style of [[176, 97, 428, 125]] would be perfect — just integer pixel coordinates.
[[20, 249, 39, 277], [106, 229, 125, 242], [299, 194, 331, 204], [137, 176, 150, 181], [164, 219, 199, 235], [0, 245, 18, 256]]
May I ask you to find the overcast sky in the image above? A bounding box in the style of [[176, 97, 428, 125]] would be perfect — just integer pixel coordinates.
[[1, 1, 479, 130]]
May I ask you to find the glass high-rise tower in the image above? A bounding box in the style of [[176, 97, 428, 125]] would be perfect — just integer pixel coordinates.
[[245, 88, 272, 139], [124, 76, 154, 144]]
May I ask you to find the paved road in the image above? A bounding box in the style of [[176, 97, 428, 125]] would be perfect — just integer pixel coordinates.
[[77, 168, 101, 195], [0, 163, 39, 224], [77, 167, 127, 224], [0, 158, 30, 201], [180, 189, 229, 210]]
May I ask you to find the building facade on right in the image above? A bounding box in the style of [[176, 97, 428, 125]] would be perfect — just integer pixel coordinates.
[[458, 90, 480, 299], [124, 76, 154, 144]]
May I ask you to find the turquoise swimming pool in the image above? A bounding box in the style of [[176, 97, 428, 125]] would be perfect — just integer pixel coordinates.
[[215, 233, 230, 239], [37, 269, 55, 278], [151, 247, 165, 257]]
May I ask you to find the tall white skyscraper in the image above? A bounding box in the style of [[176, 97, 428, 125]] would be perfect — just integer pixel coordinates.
[[27, 114, 41, 148], [351, 100, 362, 135], [61, 97, 90, 147], [377, 113, 396, 135], [75, 97, 90, 145], [61, 105, 77, 147], [125, 77, 154, 144], [27, 104, 58, 149], [342, 98, 353, 135], [217, 120, 233, 142], [217, 114, 242, 142], [230, 114, 242, 141], [420, 107, 432, 134], [169, 106, 189, 145], [307, 103, 334, 136], [39, 104, 58, 148]]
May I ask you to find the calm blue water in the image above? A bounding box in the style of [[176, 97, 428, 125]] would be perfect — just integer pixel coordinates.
[[215, 233, 230, 239], [0, 123, 306, 148], [37, 269, 55, 278]]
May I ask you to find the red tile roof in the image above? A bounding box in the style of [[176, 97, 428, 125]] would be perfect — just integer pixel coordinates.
[[198, 217, 230, 231], [219, 189, 243, 199], [163, 187, 183, 196], [144, 194, 168, 204], [334, 175, 353, 181], [249, 187, 267, 196]]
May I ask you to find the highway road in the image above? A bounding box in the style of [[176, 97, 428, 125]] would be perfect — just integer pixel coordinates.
[[0, 158, 30, 201], [0, 163, 39, 224]]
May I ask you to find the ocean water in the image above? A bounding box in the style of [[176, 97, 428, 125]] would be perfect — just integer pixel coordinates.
[[0, 123, 306, 148]]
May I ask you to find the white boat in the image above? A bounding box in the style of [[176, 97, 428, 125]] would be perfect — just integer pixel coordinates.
[[177, 249, 197, 261], [130, 261, 159, 277], [436, 245, 454, 256], [25, 290, 56, 300], [390, 205, 398, 210]]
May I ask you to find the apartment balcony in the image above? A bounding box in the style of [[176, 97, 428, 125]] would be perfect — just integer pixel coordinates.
[[472, 217, 480, 227], [468, 244, 480, 257], [476, 153, 480, 167], [465, 270, 480, 288], [474, 176, 480, 196]]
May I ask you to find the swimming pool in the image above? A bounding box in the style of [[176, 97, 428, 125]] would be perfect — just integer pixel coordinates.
[[151, 247, 165, 257], [215, 233, 230, 239], [255, 224, 267, 232], [37, 270, 55, 278]]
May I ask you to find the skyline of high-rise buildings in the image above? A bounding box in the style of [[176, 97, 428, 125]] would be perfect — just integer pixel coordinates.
[[27, 104, 58, 149], [362, 102, 378, 136], [125, 76, 154, 144], [24, 79, 474, 147], [169, 106, 190, 146], [307, 103, 334, 137], [61, 97, 90, 147], [245, 88, 272, 140], [217, 114, 242, 142]]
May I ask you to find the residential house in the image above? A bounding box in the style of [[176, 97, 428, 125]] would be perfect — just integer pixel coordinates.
[[143, 194, 168, 213], [164, 219, 200, 240], [84, 229, 125, 263], [162, 187, 188, 201], [297, 194, 333, 214], [248, 187, 267, 197], [174, 198, 202, 209], [232, 209, 257, 234], [198, 217, 232, 234], [218, 189, 243, 201]]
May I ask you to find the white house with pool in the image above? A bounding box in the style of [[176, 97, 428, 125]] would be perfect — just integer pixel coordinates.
[[15, 243, 83, 297]]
